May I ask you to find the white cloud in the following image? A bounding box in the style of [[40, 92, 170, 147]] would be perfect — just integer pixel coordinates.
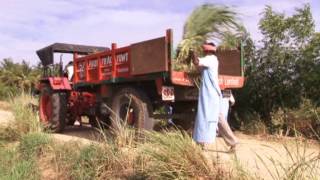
[[0, 0, 185, 63], [0, 0, 319, 64]]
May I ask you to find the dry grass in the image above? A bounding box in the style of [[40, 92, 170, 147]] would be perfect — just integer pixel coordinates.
[[140, 130, 214, 179], [47, 129, 222, 179], [1, 93, 319, 179], [0, 93, 41, 142], [255, 137, 320, 180], [9, 93, 42, 136]]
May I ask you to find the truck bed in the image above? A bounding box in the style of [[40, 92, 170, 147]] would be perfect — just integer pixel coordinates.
[[72, 29, 244, 90]]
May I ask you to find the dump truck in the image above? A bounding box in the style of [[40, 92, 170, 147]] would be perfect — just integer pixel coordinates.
[[36, 29, 244, 132]]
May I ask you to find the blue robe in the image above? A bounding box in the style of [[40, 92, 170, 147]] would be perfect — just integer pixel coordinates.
[[220, 97, 230, 121], [193, 55, 221, 143]]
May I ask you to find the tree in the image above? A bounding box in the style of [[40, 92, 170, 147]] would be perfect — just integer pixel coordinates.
[[0, 59, 41, 99], [298, 33, 320, 105], [234, 4, 317, 129]]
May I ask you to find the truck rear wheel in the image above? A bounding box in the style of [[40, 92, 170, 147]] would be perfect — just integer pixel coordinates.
[[110, 87, 154, 130], [39, 85, 67, 132], [89, 115, 109, 129], [172, 102, 196, 131]]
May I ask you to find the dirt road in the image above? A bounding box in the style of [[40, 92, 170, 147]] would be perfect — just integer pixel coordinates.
[[0, 109, 14, 127], [0, 107, 319, 179], [207, 134, 319, 179]]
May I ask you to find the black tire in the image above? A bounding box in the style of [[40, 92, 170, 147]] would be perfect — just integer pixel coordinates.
[[66, 112, 77, 126], [172, 102, 196, 131], [90, 102, 112, 129], [39, 85, 67, 133], [110, 87, 154, 130], [89, 115, 110, 129]]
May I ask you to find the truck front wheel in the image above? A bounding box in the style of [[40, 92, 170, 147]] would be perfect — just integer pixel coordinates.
[[110, 88, 153, 130], [39, 85, 67, 132]]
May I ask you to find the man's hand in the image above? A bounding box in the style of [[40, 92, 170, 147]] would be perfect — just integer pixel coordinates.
[[190, 50, 199, 66]]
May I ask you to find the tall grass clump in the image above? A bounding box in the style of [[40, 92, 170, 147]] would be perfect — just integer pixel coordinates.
[[92, 104, 228, 179], [43, 141, 81, 180], [0, 147, 39, 180], [270, 99, 320, 139], [110, 118, 137, 148], [50, 122, 224, 179], [0, 93, 41, 142], [236, 112, 268, 135], [0, 132, 50, 180], [9, 92, 42, 137], [70, 144, 106, 179], [102, 103, 221, 178], [51, 140, 142, 179], [19, 132, 51, 159], [139, 130, 218, 179], [101, 99, 138, 148]]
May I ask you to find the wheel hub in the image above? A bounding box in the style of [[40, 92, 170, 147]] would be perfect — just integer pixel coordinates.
[[120, 103, 136, 126], [40, 94, 52, 123]]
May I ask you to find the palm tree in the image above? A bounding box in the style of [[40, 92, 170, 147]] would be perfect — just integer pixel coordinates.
[[0, 59, 41, 98], [176, 4, 242, 69]]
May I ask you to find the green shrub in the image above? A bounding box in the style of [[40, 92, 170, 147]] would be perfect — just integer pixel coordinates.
[[70, 145, 101, 180], [270, 99, 320, 138], [0, 145, 39, 180], [237, 112, 268, 135], [8, 160, 39, 180], [19, 132, 51, 159]]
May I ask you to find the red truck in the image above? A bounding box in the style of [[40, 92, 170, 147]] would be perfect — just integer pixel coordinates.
[[36, 29, 244, 132]]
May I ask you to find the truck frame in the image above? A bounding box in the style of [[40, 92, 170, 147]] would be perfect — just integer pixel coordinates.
[[36, 29, 244, 132]]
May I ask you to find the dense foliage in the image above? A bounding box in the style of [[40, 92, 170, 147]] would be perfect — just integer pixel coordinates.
[[0, 59, 41, 99], [233, 4, 320, 134]]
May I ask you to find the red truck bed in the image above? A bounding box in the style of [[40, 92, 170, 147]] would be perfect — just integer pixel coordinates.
[[171, 71, 244, 89], [73, 29, 244, 90]]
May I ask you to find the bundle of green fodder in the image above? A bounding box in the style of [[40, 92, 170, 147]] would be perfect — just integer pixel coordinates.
[[174, 3, 242, 74]]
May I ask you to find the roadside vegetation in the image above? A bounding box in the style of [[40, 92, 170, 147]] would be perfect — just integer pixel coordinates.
[[0, 93, 319, 179], [231, 4, 320, 138], [0, 94, 227, 179], [0, 59, 41, 100]]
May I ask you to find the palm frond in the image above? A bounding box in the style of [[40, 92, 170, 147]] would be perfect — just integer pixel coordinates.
[[176, 4, 241, 69], [218, 25, 249, 50]]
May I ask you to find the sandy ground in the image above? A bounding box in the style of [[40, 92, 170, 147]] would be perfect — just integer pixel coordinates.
[[0, 105, 319, 179], [0, 109, 14, 127], [207, 134, 320, 179]]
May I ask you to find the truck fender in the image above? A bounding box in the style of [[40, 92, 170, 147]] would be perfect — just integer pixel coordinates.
[[47, 77, 72, 90]]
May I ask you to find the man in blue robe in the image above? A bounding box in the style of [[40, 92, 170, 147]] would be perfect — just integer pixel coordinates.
[[191, 43, 221, 147]]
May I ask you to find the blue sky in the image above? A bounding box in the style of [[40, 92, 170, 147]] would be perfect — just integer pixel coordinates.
[[0, 0, 319, 64]]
